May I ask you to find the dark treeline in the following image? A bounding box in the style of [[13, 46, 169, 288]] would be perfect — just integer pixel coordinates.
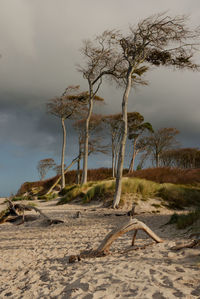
[[160, 148, 200, 169]]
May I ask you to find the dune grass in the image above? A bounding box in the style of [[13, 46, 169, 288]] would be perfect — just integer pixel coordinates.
[[57, 177, 200, 209], [158, 184, 200, 209], [167, 209, 200, 229], [11, 196, 33, 201]]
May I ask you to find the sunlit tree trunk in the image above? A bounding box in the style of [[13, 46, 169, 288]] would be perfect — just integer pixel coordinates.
[[111, 133, 115, 177], [76, 136, 82, 184], [113, 68, 132, 208], [61, 117, 66, 189], [81, 88, 94, 184], [114, 150, 118, 177], [156, 151, 160, 167], [129, 138, 138, 173]]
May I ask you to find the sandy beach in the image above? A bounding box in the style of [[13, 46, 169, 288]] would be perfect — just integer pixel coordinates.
[[0, 198, 200, 299]]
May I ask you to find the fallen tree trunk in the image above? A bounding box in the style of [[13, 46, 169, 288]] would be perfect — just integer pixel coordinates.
[[46, 155, 81, 195], [0, 199, 64, 225], [68, 218, 163, 262]]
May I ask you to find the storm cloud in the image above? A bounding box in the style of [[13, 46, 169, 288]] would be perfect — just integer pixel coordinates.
[[0, 0, 200, 195]]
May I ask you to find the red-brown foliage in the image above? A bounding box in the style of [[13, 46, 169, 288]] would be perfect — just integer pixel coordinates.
[[17, 167, 200, 196], [64, 168, 121, 184], [127, 167, 200, 185], [17, 175, 60, 195]]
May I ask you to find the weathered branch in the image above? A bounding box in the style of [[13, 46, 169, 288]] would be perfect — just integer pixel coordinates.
[[0, 200, 64, 225], [46, 155, 82, 195], [171, 239, 200, 251], [96, 218, 163, 253], [68, 218, 163, 262]]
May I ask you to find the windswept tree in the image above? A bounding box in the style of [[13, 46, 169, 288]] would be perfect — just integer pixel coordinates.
[[160, 148, 200, 168], [104, 113, 123, 177], [142, 127, 180, 167], [53, 164, 66, 176], [74, 114, 109, 183], [37, 158, 55, 181], [78, 31, 124, 184], [111, 13, 200, 208], [47, 86, 87, 189], [127, 112, 153, 172]]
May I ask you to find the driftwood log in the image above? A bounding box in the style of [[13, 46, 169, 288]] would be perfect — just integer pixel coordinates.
[[46, 154, 82, 195], [0, 199, 64, 225], [171, 237, 200, 251], [68, 218, 163, 262]]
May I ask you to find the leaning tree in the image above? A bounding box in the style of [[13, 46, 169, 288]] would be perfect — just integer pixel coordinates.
[[37, 158, 56, 181], [78, 31, 125, 184], [111, 13, 200, 208], [47, 86, 87, 189], [104, 113, 123, 178], [74, 114, 109, 184], [142, 127, 180, 167], [127, 112, 153, 173]]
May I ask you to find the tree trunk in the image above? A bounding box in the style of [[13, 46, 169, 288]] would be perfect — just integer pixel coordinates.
[[46, 155, 80, 195], [112, 133, 115, 177], [81, 88, 94, 184], [76, 138, 82, 184], [61, 117, 66, 189], [113, 69, 132, 208], [156, 152, 160, 167], [128, 138, 138, 173], [76, 160, 81, 184]]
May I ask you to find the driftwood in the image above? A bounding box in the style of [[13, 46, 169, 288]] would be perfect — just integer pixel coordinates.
[[68, 218, 163, 262], [171, 239, 200, 251], [46, 155, 81, 195], [0, 199, 64, 225], [104, 204, 137, 217]]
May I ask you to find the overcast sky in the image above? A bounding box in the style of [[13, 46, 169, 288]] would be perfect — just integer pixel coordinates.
[[0, 0, 200, 196]]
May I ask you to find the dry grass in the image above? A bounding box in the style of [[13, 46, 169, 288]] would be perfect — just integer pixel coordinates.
[[128, 167, 200, 185], [57, 177, 200, 209], [167, 209, 200, 229]]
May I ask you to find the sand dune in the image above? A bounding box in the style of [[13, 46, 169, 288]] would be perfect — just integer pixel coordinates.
[[0, 198, 199, 298]]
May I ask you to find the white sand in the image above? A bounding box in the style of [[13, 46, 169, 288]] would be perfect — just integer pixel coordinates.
[[0, 198, 199, 299]]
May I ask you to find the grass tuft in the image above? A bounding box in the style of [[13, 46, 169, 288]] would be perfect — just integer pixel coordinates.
[[167, 209, 200, 229], [57, 185, 84, 205], [158, 184, 200, 209]]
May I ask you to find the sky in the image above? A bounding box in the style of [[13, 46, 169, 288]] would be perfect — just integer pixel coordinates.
[[0, 0, 200, 196]]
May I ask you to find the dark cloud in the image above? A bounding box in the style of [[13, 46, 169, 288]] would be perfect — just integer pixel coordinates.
[[0, 0, 200, 195]]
